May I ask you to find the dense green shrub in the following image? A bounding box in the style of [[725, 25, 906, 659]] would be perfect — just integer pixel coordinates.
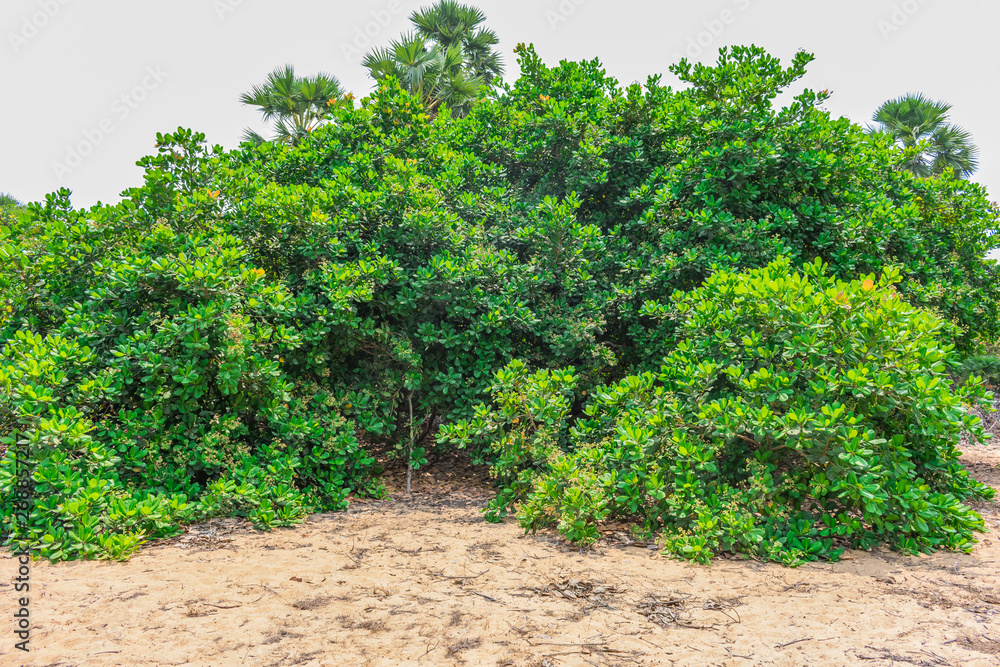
[[443, 258, 996, 564], [461, 45, 1000, 354], [2, 44, 998, 561]]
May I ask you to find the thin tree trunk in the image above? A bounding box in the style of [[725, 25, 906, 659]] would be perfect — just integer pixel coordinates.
[[406, 391, 414, 495]]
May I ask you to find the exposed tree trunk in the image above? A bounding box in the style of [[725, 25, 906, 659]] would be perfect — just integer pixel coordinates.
[[406, 391, 415, 495], [418, 410, 438, 444]]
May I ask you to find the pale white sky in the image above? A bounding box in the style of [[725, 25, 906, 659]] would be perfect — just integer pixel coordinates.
[[2, 0, 998, 256]]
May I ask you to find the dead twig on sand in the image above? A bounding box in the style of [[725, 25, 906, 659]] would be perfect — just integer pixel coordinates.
[[528, 641, 612, 648], [855, 646, 948, 665], [472, 590, 499, 602], [419, 639, 441, 659], [637, 593, 742, 630], [429, 567, 490, 580]]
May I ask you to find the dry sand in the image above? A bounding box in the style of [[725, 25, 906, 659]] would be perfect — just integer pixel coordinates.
[[5, 444, 1000, 667]]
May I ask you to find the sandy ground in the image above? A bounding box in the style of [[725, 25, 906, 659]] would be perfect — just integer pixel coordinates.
[[5, 444, 1000, 667]]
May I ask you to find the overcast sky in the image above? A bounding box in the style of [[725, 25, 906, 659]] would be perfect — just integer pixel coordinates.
[[2, 0, 998, 256]]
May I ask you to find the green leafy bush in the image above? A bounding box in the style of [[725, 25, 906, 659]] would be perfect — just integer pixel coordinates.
[[438, 360, 579, 524], [2, 44, 998, 562], [446, 258, 995, 564], [463, 45, 1000, 353]]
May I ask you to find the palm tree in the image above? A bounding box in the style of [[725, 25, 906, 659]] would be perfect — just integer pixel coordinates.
[[0, 193, 25, 224], [362, 33, 483, 116], [240, 65, 347, 145], [410, 0, 504, 85], [0, 193, 23, 211], [362, 1, 502, 117], [869, 93, 979, 178]]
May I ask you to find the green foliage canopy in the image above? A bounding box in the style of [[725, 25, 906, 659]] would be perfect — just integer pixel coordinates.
[[1, 45, 997, 562]]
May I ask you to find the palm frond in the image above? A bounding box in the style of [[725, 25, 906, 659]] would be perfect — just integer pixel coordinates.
[[363, 47, 404, 81], [869, 92, 978, 178], [411, 0, 486, 49], [364, 1, 501, 116], [408, 0, 503, 84], [431, 68, 482, 116], [931, 124, 979, 177], [274, 118, 312, 147], [0, 193, 24, 210], [241, 65, 348, 145], [872, 92, 950, 145], [241, 128, 268, 145]]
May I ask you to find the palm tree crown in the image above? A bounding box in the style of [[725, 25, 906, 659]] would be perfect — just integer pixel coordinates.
[[410, 0, 504, 85], [869, 93, 979, 178], [0, 193, 26, 224], [362, 33, 482, 116], [240, 65, 346, 145], [0, 193, 23, 211], [363, 1, 503, 117]]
